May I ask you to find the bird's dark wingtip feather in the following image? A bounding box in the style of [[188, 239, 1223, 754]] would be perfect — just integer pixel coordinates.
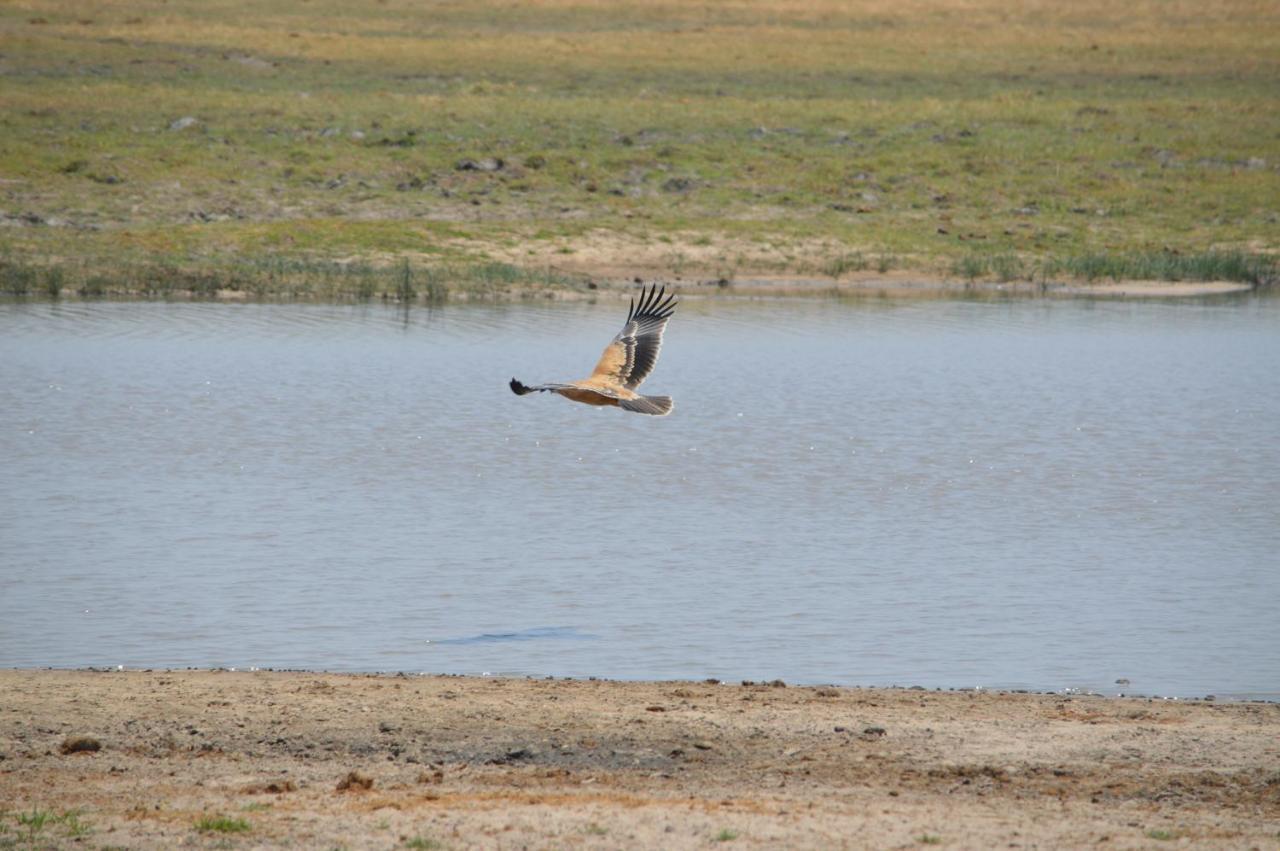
[[510, 378, 530, 395], [628, 282, 676, 322]]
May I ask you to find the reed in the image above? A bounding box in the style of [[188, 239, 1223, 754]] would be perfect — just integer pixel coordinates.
[[950, 250, 1275, 286], [0, 256, 585, 301]]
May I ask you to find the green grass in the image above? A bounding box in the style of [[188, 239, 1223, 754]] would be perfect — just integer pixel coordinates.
[[15, 810, 55, 836], [194, 815, 251, 834], [404, 838, 444, 850], [0, 0, 1275, 294], [714, 828, 739, 842], [950, 249, 1276, 286], [919, 835, 943, 845], [0, 254, 585, 301], [3, 808, 94, 845], [1043, 250, 1276, 285], [1146, 828, 1178, 841]]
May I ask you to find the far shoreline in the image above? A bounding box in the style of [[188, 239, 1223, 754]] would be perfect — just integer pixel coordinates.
[[0, 265, 1262, 304]]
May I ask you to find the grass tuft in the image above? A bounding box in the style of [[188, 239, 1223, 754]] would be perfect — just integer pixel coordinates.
[[823, 251, 867, 278], [194, 815, 251, 834], [7, 808, 94, 843], [404, 837, 444, 850], [17, 809, 56, 834]]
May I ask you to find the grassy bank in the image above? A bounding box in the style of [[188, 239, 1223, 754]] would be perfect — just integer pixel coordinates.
[[1, 0, 1277, 296]]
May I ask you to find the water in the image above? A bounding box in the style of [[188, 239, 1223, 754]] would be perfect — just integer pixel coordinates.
[[2, 295, 1278, 699]]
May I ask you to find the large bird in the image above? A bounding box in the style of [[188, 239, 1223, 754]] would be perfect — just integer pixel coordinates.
[[510, 284, 677, 416]]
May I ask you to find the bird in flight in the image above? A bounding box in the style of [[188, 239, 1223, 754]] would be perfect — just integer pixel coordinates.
[[510, 284, 678, 416]]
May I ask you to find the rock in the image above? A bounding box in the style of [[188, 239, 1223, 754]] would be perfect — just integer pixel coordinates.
[[862, 726, 886, 738], [59, 736, 101, 754], [168, 116, 198, 131], [456, 157, 504, 172]]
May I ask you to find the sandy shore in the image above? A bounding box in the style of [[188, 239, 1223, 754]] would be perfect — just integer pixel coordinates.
[[1, 671, 1276, 849]]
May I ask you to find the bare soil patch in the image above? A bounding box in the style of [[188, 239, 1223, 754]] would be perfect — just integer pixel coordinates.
[[1, 670, 1277, 848]]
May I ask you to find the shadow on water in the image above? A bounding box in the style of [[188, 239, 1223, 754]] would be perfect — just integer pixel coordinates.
[[428, 627, 599, 646]]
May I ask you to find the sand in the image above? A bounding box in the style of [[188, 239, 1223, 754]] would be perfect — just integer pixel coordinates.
[[1, 670, 1276, 849]]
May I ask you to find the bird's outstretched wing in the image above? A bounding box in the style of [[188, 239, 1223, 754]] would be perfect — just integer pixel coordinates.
[[588, 284, 677, 390]]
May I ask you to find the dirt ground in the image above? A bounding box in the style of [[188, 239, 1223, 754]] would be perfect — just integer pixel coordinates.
[[1, 671, 1276, 849]]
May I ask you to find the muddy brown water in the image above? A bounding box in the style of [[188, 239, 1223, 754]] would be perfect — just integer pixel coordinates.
[[2, 294, 1277, 698]]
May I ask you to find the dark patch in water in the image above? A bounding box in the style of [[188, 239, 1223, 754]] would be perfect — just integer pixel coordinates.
[[429, 626, 597, 646]]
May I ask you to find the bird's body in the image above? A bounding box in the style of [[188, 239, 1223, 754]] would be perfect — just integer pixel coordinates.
[[510, 284, 677, 416]]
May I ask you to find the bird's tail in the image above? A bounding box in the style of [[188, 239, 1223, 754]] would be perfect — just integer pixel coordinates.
[[619, 394, 674, 416]]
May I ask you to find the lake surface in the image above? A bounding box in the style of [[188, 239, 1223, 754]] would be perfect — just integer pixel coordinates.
[[2, 294, 1278, 699]]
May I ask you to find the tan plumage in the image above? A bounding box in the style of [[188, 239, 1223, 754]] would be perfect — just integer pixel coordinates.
[[510, 284, 677, 416]]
